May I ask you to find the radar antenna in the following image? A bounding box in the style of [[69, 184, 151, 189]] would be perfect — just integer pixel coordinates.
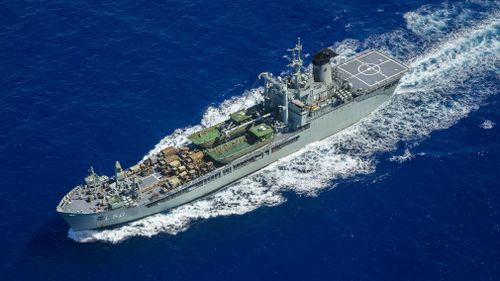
[[287, 37, 304, 88]]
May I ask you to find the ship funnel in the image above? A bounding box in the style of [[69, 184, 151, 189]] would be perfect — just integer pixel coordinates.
[[312, 48, 337, 85]]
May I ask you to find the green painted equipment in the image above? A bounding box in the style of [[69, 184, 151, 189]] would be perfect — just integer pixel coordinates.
[[230, 110, 252, 123], [188, 126, 222, 148], [249, 123, 273, 138], [207, 125, 275, 164]]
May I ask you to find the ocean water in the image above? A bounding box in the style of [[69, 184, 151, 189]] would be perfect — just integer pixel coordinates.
[[0, 0, 499, 280]]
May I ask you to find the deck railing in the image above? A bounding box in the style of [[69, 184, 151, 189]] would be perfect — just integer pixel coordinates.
[[145, 133, 303, 207]]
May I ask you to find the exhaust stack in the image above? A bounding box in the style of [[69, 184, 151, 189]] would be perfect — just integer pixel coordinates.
[[312, 48, 337, 85]]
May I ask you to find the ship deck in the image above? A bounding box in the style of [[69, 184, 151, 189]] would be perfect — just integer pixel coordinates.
[[58, 49, 409, 216], [337, 50, 409, 92]]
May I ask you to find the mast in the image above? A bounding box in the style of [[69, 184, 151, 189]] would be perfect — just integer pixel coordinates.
[[288, 37, 304, 89], [115, 160, 123, 180]]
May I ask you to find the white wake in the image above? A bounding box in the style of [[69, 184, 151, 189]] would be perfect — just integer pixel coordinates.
[[69, 1, 500, 243]]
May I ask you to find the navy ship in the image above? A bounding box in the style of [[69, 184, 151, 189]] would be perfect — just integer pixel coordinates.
[[57, 38, 409, 230]]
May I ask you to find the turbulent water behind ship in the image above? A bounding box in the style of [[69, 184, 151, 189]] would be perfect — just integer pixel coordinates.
[[69, 1, 499, 243]]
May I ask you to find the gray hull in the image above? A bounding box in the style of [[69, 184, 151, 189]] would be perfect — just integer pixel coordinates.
[[61, 85, 395, 231]]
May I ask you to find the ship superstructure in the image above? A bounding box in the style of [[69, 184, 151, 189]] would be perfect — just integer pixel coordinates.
[[57, 39, 409, 230]]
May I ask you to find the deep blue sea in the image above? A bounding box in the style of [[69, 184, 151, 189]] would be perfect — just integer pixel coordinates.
[[1, 0, 499, 280]]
